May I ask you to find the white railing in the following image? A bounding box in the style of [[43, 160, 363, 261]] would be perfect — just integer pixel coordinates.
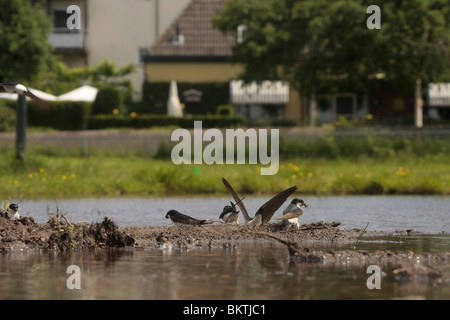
[[48, 31, 85, 49]]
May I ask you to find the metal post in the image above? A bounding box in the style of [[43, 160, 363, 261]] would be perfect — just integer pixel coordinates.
[[16, 94, 27, 161], [309, 94, 317, 127]]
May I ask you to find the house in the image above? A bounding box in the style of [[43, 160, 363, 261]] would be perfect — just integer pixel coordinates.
[[427, 83, 450, 121], [309, 93, 370, 125], [144, 0, 305, 123], [38, 0, 190, 100]]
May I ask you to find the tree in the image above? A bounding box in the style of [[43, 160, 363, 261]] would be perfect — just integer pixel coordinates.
[[0, 0, 56, 84], [373, 0, 450, 127], [40, 60, 136, 97], [213, 0, 450, 127], [0, 0, 57, 161]]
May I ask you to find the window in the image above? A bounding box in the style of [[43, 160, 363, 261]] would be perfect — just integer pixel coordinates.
[[52, 9, 80, 33]]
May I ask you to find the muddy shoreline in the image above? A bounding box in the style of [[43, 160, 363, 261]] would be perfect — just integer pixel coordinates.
[[2, 215, 449, 286], [0, 214, 447, 255], [0, 214, 450, 256], [0, 214, 446, 252]]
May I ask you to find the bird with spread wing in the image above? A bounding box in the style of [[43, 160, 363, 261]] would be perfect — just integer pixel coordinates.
[[221, 177, 297, 226], [0, 82, 50, 109]]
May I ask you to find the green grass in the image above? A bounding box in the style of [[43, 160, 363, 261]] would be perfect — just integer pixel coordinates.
[[0, 134, 449, 198], [0, 147, 449, 198]]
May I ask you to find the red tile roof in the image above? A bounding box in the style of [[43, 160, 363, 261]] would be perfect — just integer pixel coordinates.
[[148, 0, 235, 59]]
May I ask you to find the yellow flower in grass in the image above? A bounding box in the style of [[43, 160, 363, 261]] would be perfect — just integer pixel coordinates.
[[62, 175, 67, 180], [39, 168, 45, 173], [396, 167, 410, 177]]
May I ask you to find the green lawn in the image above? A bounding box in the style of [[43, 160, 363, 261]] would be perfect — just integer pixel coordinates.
[[1, 150, 449, 198]]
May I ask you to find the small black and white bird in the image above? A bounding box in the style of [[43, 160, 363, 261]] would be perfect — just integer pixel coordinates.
[[222, 177, 297, 226], [165, 210, 213, 226], [0, 82, 50, 109], [219, 204, 240, 225], [276, 198, 308, 229], [8, 203, 21, 220]]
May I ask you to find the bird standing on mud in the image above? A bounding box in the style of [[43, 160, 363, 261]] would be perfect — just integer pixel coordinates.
[[3, 203, 21, 220], [221, 177, 297, 226], [0, 82, 50, 109], [276, 198, 308, 228], [219, 204, 239, 225], [165, 210, 213, 226]]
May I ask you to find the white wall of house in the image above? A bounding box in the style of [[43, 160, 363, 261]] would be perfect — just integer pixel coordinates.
[[47, 0, 190, 100]]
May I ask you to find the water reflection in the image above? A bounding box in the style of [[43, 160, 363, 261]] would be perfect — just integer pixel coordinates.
[[2, 196, 449, 300], [1, 237, 449, 300]]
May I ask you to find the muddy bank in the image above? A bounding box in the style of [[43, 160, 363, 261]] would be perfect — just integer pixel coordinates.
[[2, 215, 449, 286], [0, 215, 134, 252], [124, 221, 353, 248], [1, 214, 449, 262], [0, 214, 442, 252], [0, 214, 353, 252], [1, 213, 448, 293]]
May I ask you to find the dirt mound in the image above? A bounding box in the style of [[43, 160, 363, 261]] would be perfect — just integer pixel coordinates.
[[2, 216, 349, 252], [0, 215, 134, 252], [47, 216, 135, 250], [122, 221, 356, 249]]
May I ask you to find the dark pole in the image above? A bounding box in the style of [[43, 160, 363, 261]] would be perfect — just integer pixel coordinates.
[[16, 94, 27, 161]]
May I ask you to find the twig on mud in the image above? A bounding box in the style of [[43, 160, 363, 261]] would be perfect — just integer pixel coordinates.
[[352, 222, 370, 250], [59, 213, 73, 227], [255, 231, 300, 256], [256, 231, 290, 245]]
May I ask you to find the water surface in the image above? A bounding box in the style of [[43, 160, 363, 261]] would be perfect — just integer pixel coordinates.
[[15, 195, 450, 233], [2, 195, 449, 300], [1, 238, 449, 300]]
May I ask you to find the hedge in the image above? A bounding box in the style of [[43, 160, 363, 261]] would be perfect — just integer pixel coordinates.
[[0, 100, 16, 131], [28, 100, 92, 130], [141, 81, 229, 114], [87, 114, 247, 129], [92, 86, 125, 115]]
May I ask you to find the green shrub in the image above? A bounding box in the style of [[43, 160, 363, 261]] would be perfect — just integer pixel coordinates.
[[28, 101, 92, 130], [92, 86, 125, 115], [153, 142, 175, 159], [0, 101, 16, 131], [271, 119, 297, 127], [216, 104, 234, 116]]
